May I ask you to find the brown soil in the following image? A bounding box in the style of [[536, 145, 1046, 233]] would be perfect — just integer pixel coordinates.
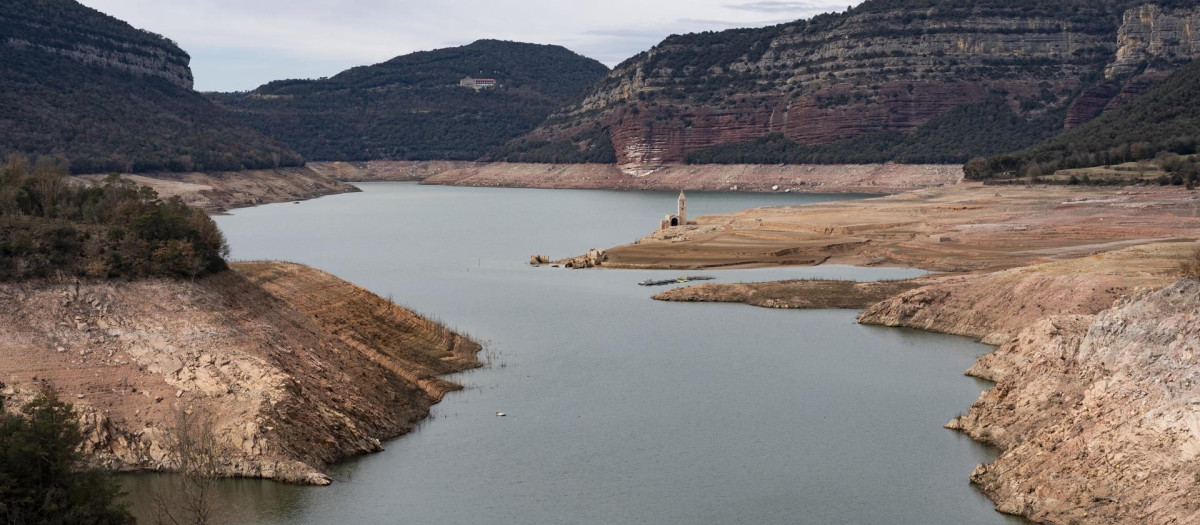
[[76, 167, 358, 212], [599, 183, 1200, 272], [859, 241, 1197, 344], [314, 160, 963, 194], [0, 262, 479, 484], [653, 278, 926, 309]]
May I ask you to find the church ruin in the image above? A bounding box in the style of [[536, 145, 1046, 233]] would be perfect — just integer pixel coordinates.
[[660, 191, 690, 230]]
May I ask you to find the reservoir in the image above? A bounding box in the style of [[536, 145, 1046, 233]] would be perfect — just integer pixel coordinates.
[[130, 183, 1021, 524]]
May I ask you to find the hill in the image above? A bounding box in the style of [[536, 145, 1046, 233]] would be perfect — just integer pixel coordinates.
[[967, 58, 1200, 182], [504, 0, 1200, 167], [210, 40, 610, 161], [0, 0, 304, 174]]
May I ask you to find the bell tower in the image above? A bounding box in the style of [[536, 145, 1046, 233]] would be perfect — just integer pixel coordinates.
[[677, 190, 687, 225]]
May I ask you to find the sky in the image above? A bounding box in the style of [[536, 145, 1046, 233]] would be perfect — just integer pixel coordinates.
[[77, 0, 861, 92]]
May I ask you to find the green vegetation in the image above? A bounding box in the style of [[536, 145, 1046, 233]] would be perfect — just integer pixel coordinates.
[[0, 386, 134, 524], [211, 40, 610, 161], [685, 98, 1065, 164], [487, 127, 617, 163], [0, 154, 229, 281], [0, 0, 304, 174], [969, 60, 1200, 181]]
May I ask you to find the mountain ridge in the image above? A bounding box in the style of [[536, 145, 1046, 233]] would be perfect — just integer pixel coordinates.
[[0, 0, 305, 174], [210, 40, 610, 161], [504, 0, 1200, 168]]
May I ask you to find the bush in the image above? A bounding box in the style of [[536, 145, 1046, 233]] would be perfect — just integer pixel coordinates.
[[0, 154, 229, 280], [1182, 248, 1200, 280]]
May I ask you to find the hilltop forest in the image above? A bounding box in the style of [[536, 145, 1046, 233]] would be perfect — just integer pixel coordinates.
[[211, 40, 611, 161]]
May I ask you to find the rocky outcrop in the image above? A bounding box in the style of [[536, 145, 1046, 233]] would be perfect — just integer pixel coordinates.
[[1105, 5, 1200, 78], [554, 249, 607, 269], [948, 282, 1200, 524], [0, 262, 480, 484], [523, 2, 1200, 167]]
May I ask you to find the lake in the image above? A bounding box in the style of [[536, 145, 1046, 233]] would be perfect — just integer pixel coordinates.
[[126, 184, 1021, 524]]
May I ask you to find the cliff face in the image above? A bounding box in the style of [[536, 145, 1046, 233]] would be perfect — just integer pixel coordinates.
[[0, 262, 480, 484], [522, 1, 1200, 167], [1106, 4, 1200, 78]]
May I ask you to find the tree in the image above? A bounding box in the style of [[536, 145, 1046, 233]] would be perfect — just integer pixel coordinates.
[[150, 409, 231, 525], [0, 386, 134, 525]]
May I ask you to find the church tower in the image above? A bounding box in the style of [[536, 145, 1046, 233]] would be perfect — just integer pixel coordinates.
[[677, 190, 687, 225]]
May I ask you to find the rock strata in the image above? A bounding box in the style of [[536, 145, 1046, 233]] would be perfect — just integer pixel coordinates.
[[949, 282, 1200, 524], [0, 262, 480, 484]]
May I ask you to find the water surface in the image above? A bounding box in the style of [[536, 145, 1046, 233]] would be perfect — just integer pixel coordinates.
[[130, 184, 1019, 524]]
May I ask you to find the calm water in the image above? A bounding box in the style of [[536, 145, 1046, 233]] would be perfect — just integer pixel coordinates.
[[127, 184, 1020, 524]]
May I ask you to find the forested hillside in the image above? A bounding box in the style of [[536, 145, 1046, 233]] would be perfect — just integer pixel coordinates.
[[211, 40, 610, 161], [968, 59, 1200, 181], [0, 0, 304, 174]]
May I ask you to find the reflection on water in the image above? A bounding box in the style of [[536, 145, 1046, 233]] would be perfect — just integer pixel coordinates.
[[121, 184, 1022, 524]]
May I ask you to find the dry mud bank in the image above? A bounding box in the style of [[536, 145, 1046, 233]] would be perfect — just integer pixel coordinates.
[[653, 278, 926, 309], [312, 160, 962, 194], [599, 184, 1200, 271], [77, 167, 357, 212], [0, 262, 479, 484]]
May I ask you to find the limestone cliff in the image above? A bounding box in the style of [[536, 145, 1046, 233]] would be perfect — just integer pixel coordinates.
[[1106, 4, 1200, 78], [0, 262, 480, 484], [519, 1, 1200, 168]]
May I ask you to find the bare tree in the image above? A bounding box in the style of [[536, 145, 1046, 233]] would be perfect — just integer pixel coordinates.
[[1181, 248, 1200, 281], [151, 408, 229, 525]]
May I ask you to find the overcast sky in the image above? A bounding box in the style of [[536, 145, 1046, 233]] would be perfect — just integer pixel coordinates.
[[77, 0, 861, 92]]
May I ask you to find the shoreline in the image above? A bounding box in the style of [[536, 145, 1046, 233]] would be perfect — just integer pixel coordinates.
[[310, 160, 963, 194], [0, 261, 481, 485], [591, 182, 1200, 524], [76, 160, 963, 216], [76, 166, 359, 213]]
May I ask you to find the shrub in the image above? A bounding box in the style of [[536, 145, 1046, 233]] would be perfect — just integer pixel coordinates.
[[1181, 248, 1200, 280]]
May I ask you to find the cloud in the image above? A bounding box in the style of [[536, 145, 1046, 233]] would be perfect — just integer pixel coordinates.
[[76, 0, 864, 91], [725, 1, 834, 14]]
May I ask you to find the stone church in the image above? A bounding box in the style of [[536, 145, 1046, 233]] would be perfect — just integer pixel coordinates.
[[660, 191, 690, 230]]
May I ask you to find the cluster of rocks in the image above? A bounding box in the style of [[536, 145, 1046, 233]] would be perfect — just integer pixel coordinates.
[[529, 249, 607, 268]]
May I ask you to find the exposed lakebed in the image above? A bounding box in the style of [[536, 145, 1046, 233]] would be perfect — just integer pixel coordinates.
[[127, 184, 1022, 524]]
